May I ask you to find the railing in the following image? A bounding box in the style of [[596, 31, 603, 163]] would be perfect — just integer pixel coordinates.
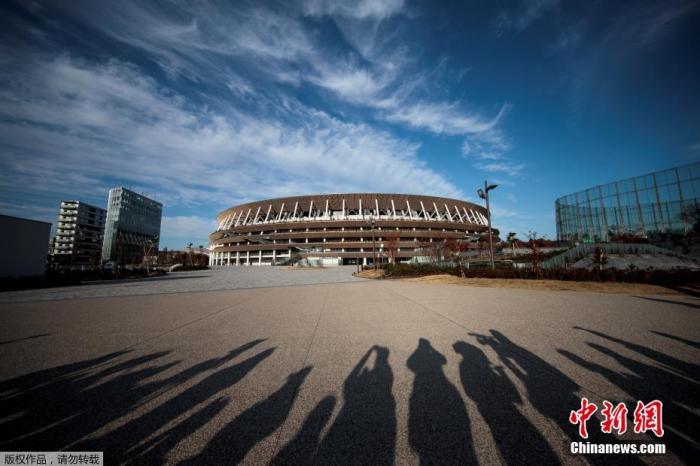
[[542, 243, 697, 269]]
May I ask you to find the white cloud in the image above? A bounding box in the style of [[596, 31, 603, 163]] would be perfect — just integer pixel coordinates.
[[302, 0, 406, 20], [0, 54, 463, 217], [475, 162, 525, 177], [385, 102, 508, 136]]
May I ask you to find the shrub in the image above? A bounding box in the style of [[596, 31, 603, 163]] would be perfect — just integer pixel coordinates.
[[382, 263, 700, 286]]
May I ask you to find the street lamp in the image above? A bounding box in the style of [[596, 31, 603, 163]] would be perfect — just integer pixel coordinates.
[[477, 181, 498, 269]]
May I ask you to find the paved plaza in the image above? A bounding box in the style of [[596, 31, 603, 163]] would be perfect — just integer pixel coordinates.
[[0, 267, 698, 465]]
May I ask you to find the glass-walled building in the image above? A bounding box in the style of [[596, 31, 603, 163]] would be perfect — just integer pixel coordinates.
[[101, 187, 162, 264], [556, 162, 700, 242]]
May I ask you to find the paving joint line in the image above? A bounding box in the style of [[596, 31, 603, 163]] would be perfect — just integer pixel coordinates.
[[268, 287, 331, 461]]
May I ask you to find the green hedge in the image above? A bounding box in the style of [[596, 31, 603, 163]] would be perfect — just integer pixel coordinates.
[[383, 263, 700, 285]]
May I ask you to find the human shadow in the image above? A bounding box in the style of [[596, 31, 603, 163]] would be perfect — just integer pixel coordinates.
[[560, 333, 700, 464], [633, 295, 700, 310], [84, 344, 275, 462], [471, 330, 644, 466], [315, 345, 397, 465], [269, 395, 336, 465], [453, 341, 557, 465], [181, 366, 312, 465], [573, 327, 699, 381], [0, 333, 51, 346], [0, 339, 270, 463], [407, 338, 476, 465], [651, 330, 700, 349]]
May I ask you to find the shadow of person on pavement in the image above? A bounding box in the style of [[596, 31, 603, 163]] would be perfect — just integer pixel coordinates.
[[471, 330, 644, 466], [180, 366, 312, 465], [560, 330, 699, 464], [315, 345, 396, 465], [453, 340, 558, 465], [651, 330, 700, 350], [90, 345, 275, 462], [269, 395, 336, 465], [407, 338, 476, 465]]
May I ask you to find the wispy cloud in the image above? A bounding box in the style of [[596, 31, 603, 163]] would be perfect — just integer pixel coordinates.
[[474, 162, 525, 177], [494, 0, 559, 35], [302, 0, 406, 20], [0, 53, 463, 217]]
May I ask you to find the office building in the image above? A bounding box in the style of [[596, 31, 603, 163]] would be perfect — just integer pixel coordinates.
[[101, 188, 162, 265]]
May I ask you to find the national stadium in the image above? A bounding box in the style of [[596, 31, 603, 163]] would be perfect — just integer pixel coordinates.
[[209, 193, 490, 266]]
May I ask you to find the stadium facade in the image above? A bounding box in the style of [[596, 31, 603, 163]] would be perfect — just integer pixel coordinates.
[[209, 194, 489, 266], [555, 162, 700, 242]]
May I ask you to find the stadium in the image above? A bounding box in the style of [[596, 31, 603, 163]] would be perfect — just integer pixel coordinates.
[[209, 193, 490, 266]]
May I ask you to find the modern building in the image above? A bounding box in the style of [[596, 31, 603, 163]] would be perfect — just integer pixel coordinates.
[[51, 200, 106, 268], [101, 188, 162, 265], [555, 162, 700, 242], [209, 193, 490, 266], [0, 214, 51, 277]]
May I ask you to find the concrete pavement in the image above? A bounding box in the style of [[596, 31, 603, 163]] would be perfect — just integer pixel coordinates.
[[0, 272, 698, 465]]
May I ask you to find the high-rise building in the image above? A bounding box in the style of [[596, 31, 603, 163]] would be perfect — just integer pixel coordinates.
[[52, 200, 107, 268], [101, 188, 162, 264]]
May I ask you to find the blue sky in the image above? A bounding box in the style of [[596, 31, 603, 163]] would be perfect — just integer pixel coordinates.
[[0, 0, 698, 249]]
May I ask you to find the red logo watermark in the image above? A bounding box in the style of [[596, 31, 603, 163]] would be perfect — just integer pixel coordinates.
[[569, 399, 664, 439]]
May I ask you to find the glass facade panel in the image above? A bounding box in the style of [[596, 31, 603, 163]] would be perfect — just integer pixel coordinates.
[[555, 162, 700, 241]]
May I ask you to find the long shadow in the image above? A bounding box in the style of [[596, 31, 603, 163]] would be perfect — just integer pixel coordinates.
[[651, 330, 700, 349], [0, 339, 269, 462], [633, 295, 700, 310], [573, 327, 699, 381], [315, 345, 397, 465], [453, 341, 557, 465], [560, 338, 700, 464], [181, 366, 312, 465], [269, 395, 336, 465], [407, 338, 476, 465], [83, 345, 275, 461], [471, 330, 644, 466], [0, 333, 51, 346]]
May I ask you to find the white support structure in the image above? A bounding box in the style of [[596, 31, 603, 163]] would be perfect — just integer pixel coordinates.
[[277, 203, 285, 221], [420, 201, 429, 220], [391, 199, 397, 218], [375, 199, 380, 217], [264, 204, 272, 223], [406, 200, 414, 219]]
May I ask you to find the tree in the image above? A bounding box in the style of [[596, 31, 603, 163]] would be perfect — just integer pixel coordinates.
[[592, 246, 608, 272], [384, 236, 400, 264], [526, 231, 547, 277], [186, 242, 193, 267], [506, 232, 518, 257], [444, 238, 469, 277]]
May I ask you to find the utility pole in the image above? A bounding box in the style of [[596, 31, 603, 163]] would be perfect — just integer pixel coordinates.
[[477, 180, 498, 270]]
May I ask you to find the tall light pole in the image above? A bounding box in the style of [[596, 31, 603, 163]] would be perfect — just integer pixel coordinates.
[[477, 180, 498, 270]]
